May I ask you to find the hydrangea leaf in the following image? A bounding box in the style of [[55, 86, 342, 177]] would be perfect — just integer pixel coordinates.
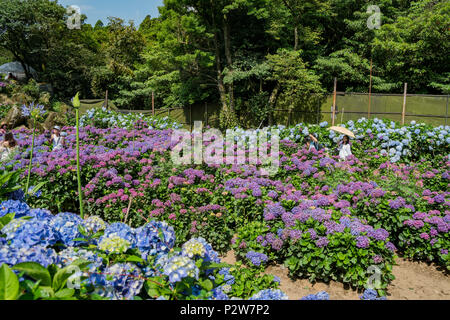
[[126, 255, 145, 263], [12, 262, 52, 287], [0, 264, 20, 300]]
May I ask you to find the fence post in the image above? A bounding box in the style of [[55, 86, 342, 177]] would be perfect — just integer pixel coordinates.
[[190, 104, 193, 131], [152, 91, 155, 116], [332, 77, 337, 126], [401, 83, 407, 125], [368, 58, 373, 119], [105, 90, 108, 110], [316, 97, 320, 125], [445, 94, 449, 126], [205, 102, 208, 127], [341, 108, 345, 124]]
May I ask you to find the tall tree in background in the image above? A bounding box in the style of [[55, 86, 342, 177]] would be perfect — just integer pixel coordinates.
[[90, 17, 145, 101], [0, 0, 65, 79], [373, 0, 450, 93]]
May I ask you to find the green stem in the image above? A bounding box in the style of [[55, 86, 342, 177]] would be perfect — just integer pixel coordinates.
[[25, 119, 36, 194], [75, 107, 84, 218]]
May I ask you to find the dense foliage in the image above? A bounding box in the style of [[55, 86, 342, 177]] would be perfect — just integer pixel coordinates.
[[0, 0, 449, 127]]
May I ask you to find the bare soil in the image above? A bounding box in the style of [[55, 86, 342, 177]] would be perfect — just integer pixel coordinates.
[[220, 251, 450, 300]]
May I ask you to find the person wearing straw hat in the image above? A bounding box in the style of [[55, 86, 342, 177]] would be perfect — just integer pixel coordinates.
[[51, 125, 65, 151]]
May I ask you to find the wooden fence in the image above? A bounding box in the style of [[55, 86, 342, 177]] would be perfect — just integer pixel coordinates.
[[114, 92, 450, 129]]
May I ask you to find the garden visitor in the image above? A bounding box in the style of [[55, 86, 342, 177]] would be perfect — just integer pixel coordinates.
[[338, 135, 352, 161], [5, 72, 17, 82], [305, 133, 323, 151], [51, 126, 65, 151], [0, 122, 7, 136], [0, 132, 17, 162], [305, 136, 316, 151]]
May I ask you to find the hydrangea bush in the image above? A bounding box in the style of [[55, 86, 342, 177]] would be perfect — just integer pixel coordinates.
[[80, 107, 182, 130], [0, 201, 283, 300]]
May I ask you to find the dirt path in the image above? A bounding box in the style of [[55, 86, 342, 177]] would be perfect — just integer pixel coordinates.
[[220, 251, 450, 300]]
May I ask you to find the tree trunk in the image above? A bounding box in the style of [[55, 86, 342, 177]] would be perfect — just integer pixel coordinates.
[[12, 52, 31, 81], [223, 15, 234, 111], [268, 82, 280, 126], [294, 26, 298, 51], [211, 4, 227, 109]]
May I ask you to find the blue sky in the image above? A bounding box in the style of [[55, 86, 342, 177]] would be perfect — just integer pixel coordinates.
[[58, 0, 164, 26]]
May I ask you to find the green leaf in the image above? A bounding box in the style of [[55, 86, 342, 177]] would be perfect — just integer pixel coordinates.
[[0, 264, 20, 300], [55, 288, 75, 299], [35, 286, 54, 299], [200, 279, 213, 291], [126, 255, 145, 263], [77, 224, 88, 237], [12, 262, 52, 287], [53, 267, 76, 291], [207, 262, 231, 269], [0, 213, 15, 229]]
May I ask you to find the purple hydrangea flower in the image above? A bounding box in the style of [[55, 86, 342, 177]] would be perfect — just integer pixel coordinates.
[[246, 251, 268, 267], [356, 236, 370, 248], [315, 237, 329, 248]]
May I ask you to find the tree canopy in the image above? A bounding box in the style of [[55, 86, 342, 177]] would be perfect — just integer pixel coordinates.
[[0, 0, 448, 126]]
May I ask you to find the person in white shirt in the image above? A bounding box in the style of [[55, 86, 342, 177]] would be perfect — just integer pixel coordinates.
[[0, 132, 17, 162], [338, 135, 352, 161], [51, 126, 65, 151]]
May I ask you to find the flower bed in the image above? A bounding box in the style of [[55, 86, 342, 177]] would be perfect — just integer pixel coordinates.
[[1, 118, 449, 298]]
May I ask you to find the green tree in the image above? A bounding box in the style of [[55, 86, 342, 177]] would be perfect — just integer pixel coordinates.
[[372, 0, 450, 93], [0, 0, 66, 79], [266, 49, 324, 123]]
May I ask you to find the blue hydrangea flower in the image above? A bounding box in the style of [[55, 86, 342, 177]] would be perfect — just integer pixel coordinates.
[[301, 291, 330, 300], [0, 245, 58, 268], [181, 237, 220, 263], [360, 289, 387, 300], [100, 222, 136, 248], [83, 215, 108, 235], [57, 247, 104, 284], [98, 235, 131, 254], [28, 208, 54, 221], [93, 263, 144, 300], [7, 189, 25, 201], [50, 212, 85, 246], [249, 289, 288, 300], [136, 221, 175, 260], [157, 254, 199, 283], [211, 286, 230, 300], [57, 247, 103, 270], [246, 251, 268, 267], [0, 200, 30, 218], [27, 187, 42, 198], [218, 268, 235, 285], [3, 218, 57, 249]]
